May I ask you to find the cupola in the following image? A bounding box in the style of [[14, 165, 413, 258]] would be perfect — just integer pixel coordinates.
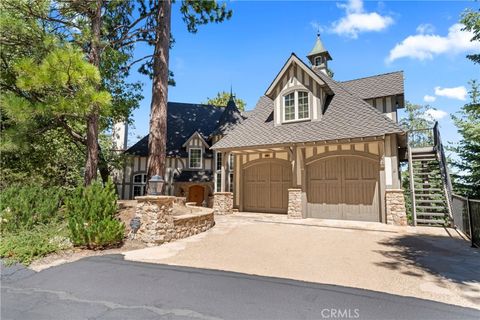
[[307, 33, 332, 76]]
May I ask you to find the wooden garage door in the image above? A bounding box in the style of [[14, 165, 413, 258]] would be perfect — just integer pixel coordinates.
[[243, 159, 292, 213], [306, 155, 380, 222]]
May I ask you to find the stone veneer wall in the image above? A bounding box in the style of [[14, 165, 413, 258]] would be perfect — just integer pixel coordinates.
[[287, 188, 303, 219], [135, 196, 176, 246], [135, 196, 215, 246], [174, 211, 215, 240], [385, 189, 407, 226], [213, 192, 233, 215]]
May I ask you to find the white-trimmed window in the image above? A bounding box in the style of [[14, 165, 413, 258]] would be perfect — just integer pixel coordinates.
[[283, 91, 310, 123], [189, 148, 202, 169], [228, 154, 234, 193], [215, 152, 222, 192], [314, 56, 323, 66], [284, 93, 295, 121], [133, 174, 147, 197]]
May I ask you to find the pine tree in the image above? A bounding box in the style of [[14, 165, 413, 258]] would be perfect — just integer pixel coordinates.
[[204, 91, 246, 111], [450, 81, 480, 198]]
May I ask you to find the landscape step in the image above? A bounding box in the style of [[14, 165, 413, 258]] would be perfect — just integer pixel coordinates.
[[416, 212, 447, 217], [416, 206, 446, 210], [415, 197, 445, 203], [415, 199, 445, 203], [416, 218, 446, 225], [414, 172, 441, 176], [412, 158, 437, 162], [415, 191, 444, 195], [415, 188, 442, 192]]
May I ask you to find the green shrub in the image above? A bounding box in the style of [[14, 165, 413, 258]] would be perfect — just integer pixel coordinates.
[[0, 185, 64, 233], [66, 180, 125, 249], [0, 222, 72, 265]]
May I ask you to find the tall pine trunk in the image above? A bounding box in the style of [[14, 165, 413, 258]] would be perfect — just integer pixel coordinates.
[[147, 0, 171, 189], [84, 0, 102, 185]]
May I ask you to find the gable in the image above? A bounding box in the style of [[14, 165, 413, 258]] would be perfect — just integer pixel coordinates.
[[182, 131, 209, 149], [265, 54, 329, 98], [264, 54, 332, 126]]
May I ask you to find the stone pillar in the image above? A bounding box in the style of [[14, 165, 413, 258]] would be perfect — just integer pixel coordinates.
[[287, 188, 303, 219], [135, 196, 176, 246], [385, 189, 407, 226], [213, 192, 233, 215]]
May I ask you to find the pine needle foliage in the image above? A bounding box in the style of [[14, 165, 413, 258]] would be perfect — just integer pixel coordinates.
[[450, 81, 480, 198], [65, 179, 124, 249], [0, 185, 65, 233]]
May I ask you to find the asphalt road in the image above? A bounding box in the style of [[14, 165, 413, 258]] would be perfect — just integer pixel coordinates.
[[1, 255, 479, 320]]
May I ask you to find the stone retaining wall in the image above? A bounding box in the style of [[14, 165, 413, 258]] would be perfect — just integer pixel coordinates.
[[386, 189, 407, 226], [173, 210, 215, 240], [134, 196, 215, 246]]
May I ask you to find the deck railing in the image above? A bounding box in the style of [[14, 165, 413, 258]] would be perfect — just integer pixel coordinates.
[[432, 122, 454, 221]]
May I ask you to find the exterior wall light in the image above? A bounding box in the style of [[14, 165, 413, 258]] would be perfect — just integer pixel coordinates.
[[148, 175, 164, 195]]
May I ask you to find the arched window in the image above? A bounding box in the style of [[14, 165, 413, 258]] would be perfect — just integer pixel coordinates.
[[283, 91, 310, 122]]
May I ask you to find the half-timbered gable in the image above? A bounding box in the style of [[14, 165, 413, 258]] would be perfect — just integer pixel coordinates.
[[265, 55, 332, 126]]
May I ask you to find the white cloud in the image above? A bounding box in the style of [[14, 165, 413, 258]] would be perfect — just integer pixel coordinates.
[[423, 95, 436, 103], [387, 23, 480, 62], [416, 23, 435, 35], [425, 109, 448, 121], [330, 0, 394, 38], [434, 86, 467, 101]]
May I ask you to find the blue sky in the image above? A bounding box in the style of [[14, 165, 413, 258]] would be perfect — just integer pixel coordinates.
[[128, 0, 479, 148]]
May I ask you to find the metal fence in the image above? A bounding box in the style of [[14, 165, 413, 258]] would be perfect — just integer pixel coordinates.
[[452, 194, 480, 248]]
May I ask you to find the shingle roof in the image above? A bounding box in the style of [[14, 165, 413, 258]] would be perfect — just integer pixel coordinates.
[[126, 102, 224, 157], [211, 58, 405, 150], [340, 71, 404, 100], [174, 170, 213, 183]]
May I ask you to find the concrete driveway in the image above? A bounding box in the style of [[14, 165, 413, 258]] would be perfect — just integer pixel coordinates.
[[124, 212, 480, 310]]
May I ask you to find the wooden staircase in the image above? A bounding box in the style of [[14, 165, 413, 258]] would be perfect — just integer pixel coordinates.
[[408, 123, 453, 226]]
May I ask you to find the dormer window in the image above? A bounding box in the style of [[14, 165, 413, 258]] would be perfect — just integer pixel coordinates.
[[189, 148, 202, 169], [283, 91, 310, 123]]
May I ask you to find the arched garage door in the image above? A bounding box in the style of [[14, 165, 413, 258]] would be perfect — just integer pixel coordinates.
[[306, 154, 380, 222], [243, 159, 292, 213]]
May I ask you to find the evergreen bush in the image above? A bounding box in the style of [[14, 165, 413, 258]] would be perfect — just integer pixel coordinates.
[[0, 185, 64, 233], [0, 222, 71, 265], [65, 180, 124, 249]]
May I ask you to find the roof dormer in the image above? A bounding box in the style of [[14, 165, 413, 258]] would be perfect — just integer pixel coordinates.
[[265, 54, 332, 126]]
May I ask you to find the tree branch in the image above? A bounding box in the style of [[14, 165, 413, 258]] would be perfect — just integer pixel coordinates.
[[57, 118, 87, 145]]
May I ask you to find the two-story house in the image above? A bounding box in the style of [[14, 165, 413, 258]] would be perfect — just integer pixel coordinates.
[[211, 35, 407, 224]]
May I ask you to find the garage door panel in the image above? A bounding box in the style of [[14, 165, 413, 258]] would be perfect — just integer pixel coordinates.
[[361, 160, 378, 179], [307, 155, 380, 222], [308, 181, 342, 204], [344, 180, 377, 205], [243, 160, 291, 213], [344, 158, 360, 180]]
